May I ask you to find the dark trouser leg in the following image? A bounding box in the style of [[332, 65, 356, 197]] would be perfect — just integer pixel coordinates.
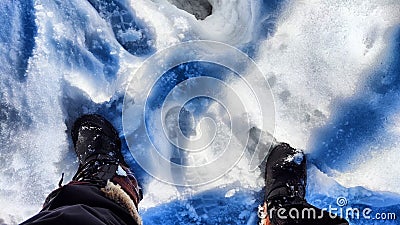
[[21, 182, 139, 225]]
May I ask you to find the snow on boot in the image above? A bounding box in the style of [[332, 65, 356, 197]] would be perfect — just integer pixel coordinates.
[[260, 143, 349, 225], [71, 114, 142, 212]]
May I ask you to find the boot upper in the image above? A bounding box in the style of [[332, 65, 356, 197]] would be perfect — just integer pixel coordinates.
[[71, 114, 124, 166], [265, 143, 307, 202]]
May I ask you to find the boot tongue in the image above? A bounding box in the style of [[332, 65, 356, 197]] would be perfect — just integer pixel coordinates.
[[268, 154, 307, 198], [266, 162, 307, 201], [267, 183, 306, 202]]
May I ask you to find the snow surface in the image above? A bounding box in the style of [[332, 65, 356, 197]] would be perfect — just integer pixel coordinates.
[[0, 0, 399, 224]]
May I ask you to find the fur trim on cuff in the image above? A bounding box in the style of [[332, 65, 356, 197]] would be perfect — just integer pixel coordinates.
[[101, 180, 142, 225]]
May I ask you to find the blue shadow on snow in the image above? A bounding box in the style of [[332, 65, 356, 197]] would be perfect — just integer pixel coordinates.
[[309, 26, 400, 172]]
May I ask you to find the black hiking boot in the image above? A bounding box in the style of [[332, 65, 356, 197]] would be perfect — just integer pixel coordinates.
[[71, 114, 125, 165], [71, 114, 125, 184], [260, 142, 349, 225], [71, 114, 142, 207], [265, 143, 307, 203]]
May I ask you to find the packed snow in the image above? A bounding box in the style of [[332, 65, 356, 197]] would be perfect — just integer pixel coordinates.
[[0, 0, 399, 224]]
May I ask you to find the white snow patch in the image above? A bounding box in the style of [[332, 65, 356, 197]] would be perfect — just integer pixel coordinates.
[[116, 165, 128, 177]]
